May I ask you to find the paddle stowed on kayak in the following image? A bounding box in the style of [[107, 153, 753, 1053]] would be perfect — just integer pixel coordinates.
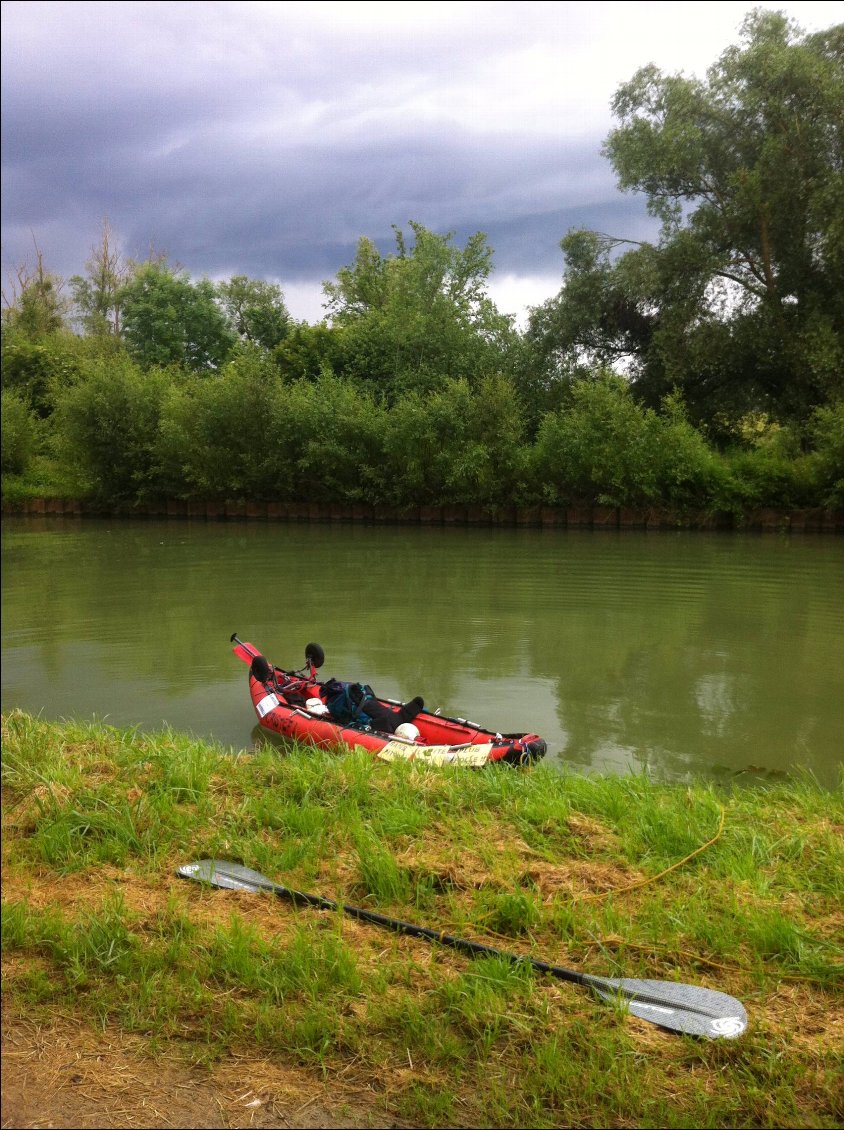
[[231, 633, 547, 767]]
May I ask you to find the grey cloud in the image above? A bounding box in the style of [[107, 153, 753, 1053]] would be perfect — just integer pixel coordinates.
[[1, 1, 660, 309], [6, 85, 640, 272]]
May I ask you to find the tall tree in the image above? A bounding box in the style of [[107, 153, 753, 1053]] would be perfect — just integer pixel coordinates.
[[323, 222, 516, 399], [2, 241, 68, 338], [119, 260, 234, 371], [528, 10, 844, 426], [69, 218, 128, 336], [1, 242, 76, 419], [215, 275, 291, 351]]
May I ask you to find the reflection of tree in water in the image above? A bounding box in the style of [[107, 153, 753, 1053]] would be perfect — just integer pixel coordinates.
[[529, 551, 839, 782], [4, 520, 842, 785]]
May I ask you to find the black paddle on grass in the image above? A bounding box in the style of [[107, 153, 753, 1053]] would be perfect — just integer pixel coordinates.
[[177, 858, 747, 1039]]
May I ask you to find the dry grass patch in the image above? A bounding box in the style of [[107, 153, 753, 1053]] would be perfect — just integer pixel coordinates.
[[1, 1002, 397, 1130]]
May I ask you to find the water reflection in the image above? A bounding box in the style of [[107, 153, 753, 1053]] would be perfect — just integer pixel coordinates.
[[695, 671, 736, 739], [2, 517, 842, 785]]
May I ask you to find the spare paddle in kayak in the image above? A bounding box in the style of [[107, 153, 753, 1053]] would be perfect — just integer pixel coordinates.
[[177, 859, 747, 1040], [230, 633, 261, 665]]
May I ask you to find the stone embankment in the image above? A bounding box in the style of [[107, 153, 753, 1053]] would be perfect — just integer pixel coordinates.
[[3, 497, 842, 532]]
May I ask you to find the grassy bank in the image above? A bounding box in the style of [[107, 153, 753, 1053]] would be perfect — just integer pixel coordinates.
[[1, 710, 842, 1128]]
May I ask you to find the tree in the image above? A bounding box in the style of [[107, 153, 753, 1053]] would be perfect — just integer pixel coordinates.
[[215, 275, 290, 351], [531, 373, 721, 508], [529, 10, 844, 427], [381, 375, 528, 507], [119, 261, 235, 371], [2, 242, 68, 338], [323, 222, 516, 400], [524, 229, 663, 384], [0, 333, 92, 419], [273, 322, 346, 383], [1, 242, 94, 419], [69, 218, 128, 336], [1, 388, 40, 475], [156, 350, 285, 499]]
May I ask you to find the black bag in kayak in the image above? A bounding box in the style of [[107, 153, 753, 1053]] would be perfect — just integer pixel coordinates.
[[322, 679, 375, 725]]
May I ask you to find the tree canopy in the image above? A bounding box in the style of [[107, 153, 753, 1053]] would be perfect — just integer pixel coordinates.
[[322, 222, 516, 400], [215, 275, 291, 351], [527, 10, 844, 428], [69, 219, 128, 337], [119, 261, 235, 371]]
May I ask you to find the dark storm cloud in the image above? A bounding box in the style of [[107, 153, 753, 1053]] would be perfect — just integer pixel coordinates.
[[1, 0, 654, 311], [3, 91, 636, 284], [91, 129, 627, 279], [3, 1, 833, 318]]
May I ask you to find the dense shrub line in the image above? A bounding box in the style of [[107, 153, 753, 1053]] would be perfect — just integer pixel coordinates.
[[2, 346, 843, 515]]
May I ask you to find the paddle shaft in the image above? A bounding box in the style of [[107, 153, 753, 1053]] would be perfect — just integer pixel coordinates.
[[257, 876, 589, 988], [230, 634, 260, 662]]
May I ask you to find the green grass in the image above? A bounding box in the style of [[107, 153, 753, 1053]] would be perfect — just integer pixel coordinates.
[[2, 709, 842, 1128]]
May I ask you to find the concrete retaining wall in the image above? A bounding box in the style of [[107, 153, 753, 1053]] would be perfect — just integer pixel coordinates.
[[3, 497, 842, 532]]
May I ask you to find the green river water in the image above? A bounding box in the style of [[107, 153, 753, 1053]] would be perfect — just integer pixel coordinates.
[[2, 516, 842, 786]]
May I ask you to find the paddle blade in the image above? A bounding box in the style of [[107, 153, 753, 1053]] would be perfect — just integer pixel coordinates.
[[231, 635, 261, 664], [178, 859, 277, 893], [587, 976, 747, 1039]]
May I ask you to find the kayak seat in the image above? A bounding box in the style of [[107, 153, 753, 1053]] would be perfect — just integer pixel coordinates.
[[250, 655, 273, 683]]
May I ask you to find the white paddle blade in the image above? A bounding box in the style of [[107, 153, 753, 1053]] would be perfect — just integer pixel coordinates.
[[589, 977, 748, 1039], [178, 859, 276, 893]]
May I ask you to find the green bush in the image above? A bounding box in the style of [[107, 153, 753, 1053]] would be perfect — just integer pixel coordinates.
[[806, 402, 844, 508], [53, 356, 170, 501], [270, 372, 389, 504], [3, 325, 841, 516], [531, 374, 719, 508], [156, 348, 284, 499], [156, 358, 389, 504], [0, 331, 101, 419], [643, 391, 723, 508], [1, 388, 40, 475], [716, 447, 812, 511], [273, 323, 347, 384], [382, 376, 527, 508]]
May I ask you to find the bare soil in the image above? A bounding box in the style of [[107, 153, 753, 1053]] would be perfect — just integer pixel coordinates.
[[1, 1003, 411, 1130]]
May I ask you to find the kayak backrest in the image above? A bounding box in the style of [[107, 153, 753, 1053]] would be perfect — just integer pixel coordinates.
[[250, 655, 273, 683]]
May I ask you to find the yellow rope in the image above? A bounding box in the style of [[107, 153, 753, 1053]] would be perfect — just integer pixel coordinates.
[[450, 804, 728, 932], [435, 806, 836, 984], [576, 803, 726, 901]]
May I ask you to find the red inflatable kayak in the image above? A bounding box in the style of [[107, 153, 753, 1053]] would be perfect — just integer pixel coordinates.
[[232, 634, 547, 767]]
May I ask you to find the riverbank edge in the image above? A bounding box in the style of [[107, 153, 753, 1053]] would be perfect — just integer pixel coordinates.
[[3, 496, 843, 532]]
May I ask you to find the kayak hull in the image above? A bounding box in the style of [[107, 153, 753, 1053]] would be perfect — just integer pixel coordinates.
[[243, 650, 547, 767]]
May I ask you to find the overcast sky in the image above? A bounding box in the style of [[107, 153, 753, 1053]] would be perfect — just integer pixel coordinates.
[[2, 0, 842, 324]]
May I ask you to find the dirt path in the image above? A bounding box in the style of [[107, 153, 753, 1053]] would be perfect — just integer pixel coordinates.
[[1, 1005, 410, 1130]]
